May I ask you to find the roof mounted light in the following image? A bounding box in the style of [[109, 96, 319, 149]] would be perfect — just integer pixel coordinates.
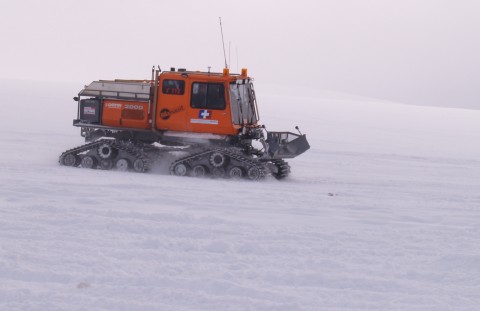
[[241, 68, 248, 77], [223, 68, 230, 76]]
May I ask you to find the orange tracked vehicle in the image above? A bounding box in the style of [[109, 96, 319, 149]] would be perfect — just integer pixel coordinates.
[[59, 67, 309, 180]]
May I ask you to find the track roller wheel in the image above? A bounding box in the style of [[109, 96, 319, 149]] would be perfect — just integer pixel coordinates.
[[98, 143, 114, 159], [62, 154, 80, 167], [99, 158, 113, 170], [209, 151, 227, 167], [133, 158, 146, 172], [80, 156, 96, 169], [115, 158, 130, 171], [228, 166, 244, 179], [172, 163, 189, 176], [247, 166, 261, 181], [191, 165, 208, 177]]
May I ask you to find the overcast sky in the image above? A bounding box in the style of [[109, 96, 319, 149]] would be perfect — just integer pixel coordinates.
[[1, 0, 479, 109]]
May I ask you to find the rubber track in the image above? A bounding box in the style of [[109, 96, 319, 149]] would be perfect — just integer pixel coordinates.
[[59, 139, 151, 172], [59, 139, 107, 164], [272, 159, 291, 179], [169, 148, 268, 179]]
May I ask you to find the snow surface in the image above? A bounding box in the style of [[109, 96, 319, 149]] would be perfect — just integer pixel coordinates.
[[1, 80, 480, 310]]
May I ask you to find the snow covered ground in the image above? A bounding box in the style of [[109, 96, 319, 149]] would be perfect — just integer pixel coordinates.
[[1, 79, 479, 310]]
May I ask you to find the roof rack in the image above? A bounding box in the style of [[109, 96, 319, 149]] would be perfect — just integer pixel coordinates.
[[79, 80, 151, 101]]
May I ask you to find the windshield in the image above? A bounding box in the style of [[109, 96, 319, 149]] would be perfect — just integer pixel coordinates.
[[229, 80, 259, 125]]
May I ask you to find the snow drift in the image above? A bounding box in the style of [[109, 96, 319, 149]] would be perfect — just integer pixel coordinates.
[[0, 79, 479, 310]]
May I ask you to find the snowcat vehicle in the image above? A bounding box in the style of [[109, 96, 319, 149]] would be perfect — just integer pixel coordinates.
[[59, 67, 310, 180]]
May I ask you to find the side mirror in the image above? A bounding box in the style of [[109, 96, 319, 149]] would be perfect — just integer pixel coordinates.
[[73, 97, 79, 101]]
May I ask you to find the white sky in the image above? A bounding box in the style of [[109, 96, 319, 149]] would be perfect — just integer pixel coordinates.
[[0, 0, 479, 109]]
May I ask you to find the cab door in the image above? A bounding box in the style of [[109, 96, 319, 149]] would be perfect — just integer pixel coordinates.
[[155, 76, 188, 131], [186, 80, 237, 135]]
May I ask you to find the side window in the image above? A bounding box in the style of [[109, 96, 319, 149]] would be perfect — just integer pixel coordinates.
[[162, 79, 185, 95], [191, 82, 226, 110]]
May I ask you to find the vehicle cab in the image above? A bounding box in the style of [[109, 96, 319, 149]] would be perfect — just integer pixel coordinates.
[[155, 68, 259, 136]]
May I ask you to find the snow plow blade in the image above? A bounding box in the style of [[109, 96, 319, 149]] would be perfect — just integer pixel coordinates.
[[266, 132, 310, 159]]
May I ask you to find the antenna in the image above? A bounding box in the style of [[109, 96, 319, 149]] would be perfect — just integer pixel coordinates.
[[219, 17, 228, 68], [236, 46, 239, 73]]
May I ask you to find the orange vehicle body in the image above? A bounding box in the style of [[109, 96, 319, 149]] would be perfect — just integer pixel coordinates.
[[102, 100, 150, 129], [96, 69, 247, 136]]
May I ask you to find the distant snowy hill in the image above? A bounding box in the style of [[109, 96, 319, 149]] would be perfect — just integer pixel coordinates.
[[1, 80, 479, 310]]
